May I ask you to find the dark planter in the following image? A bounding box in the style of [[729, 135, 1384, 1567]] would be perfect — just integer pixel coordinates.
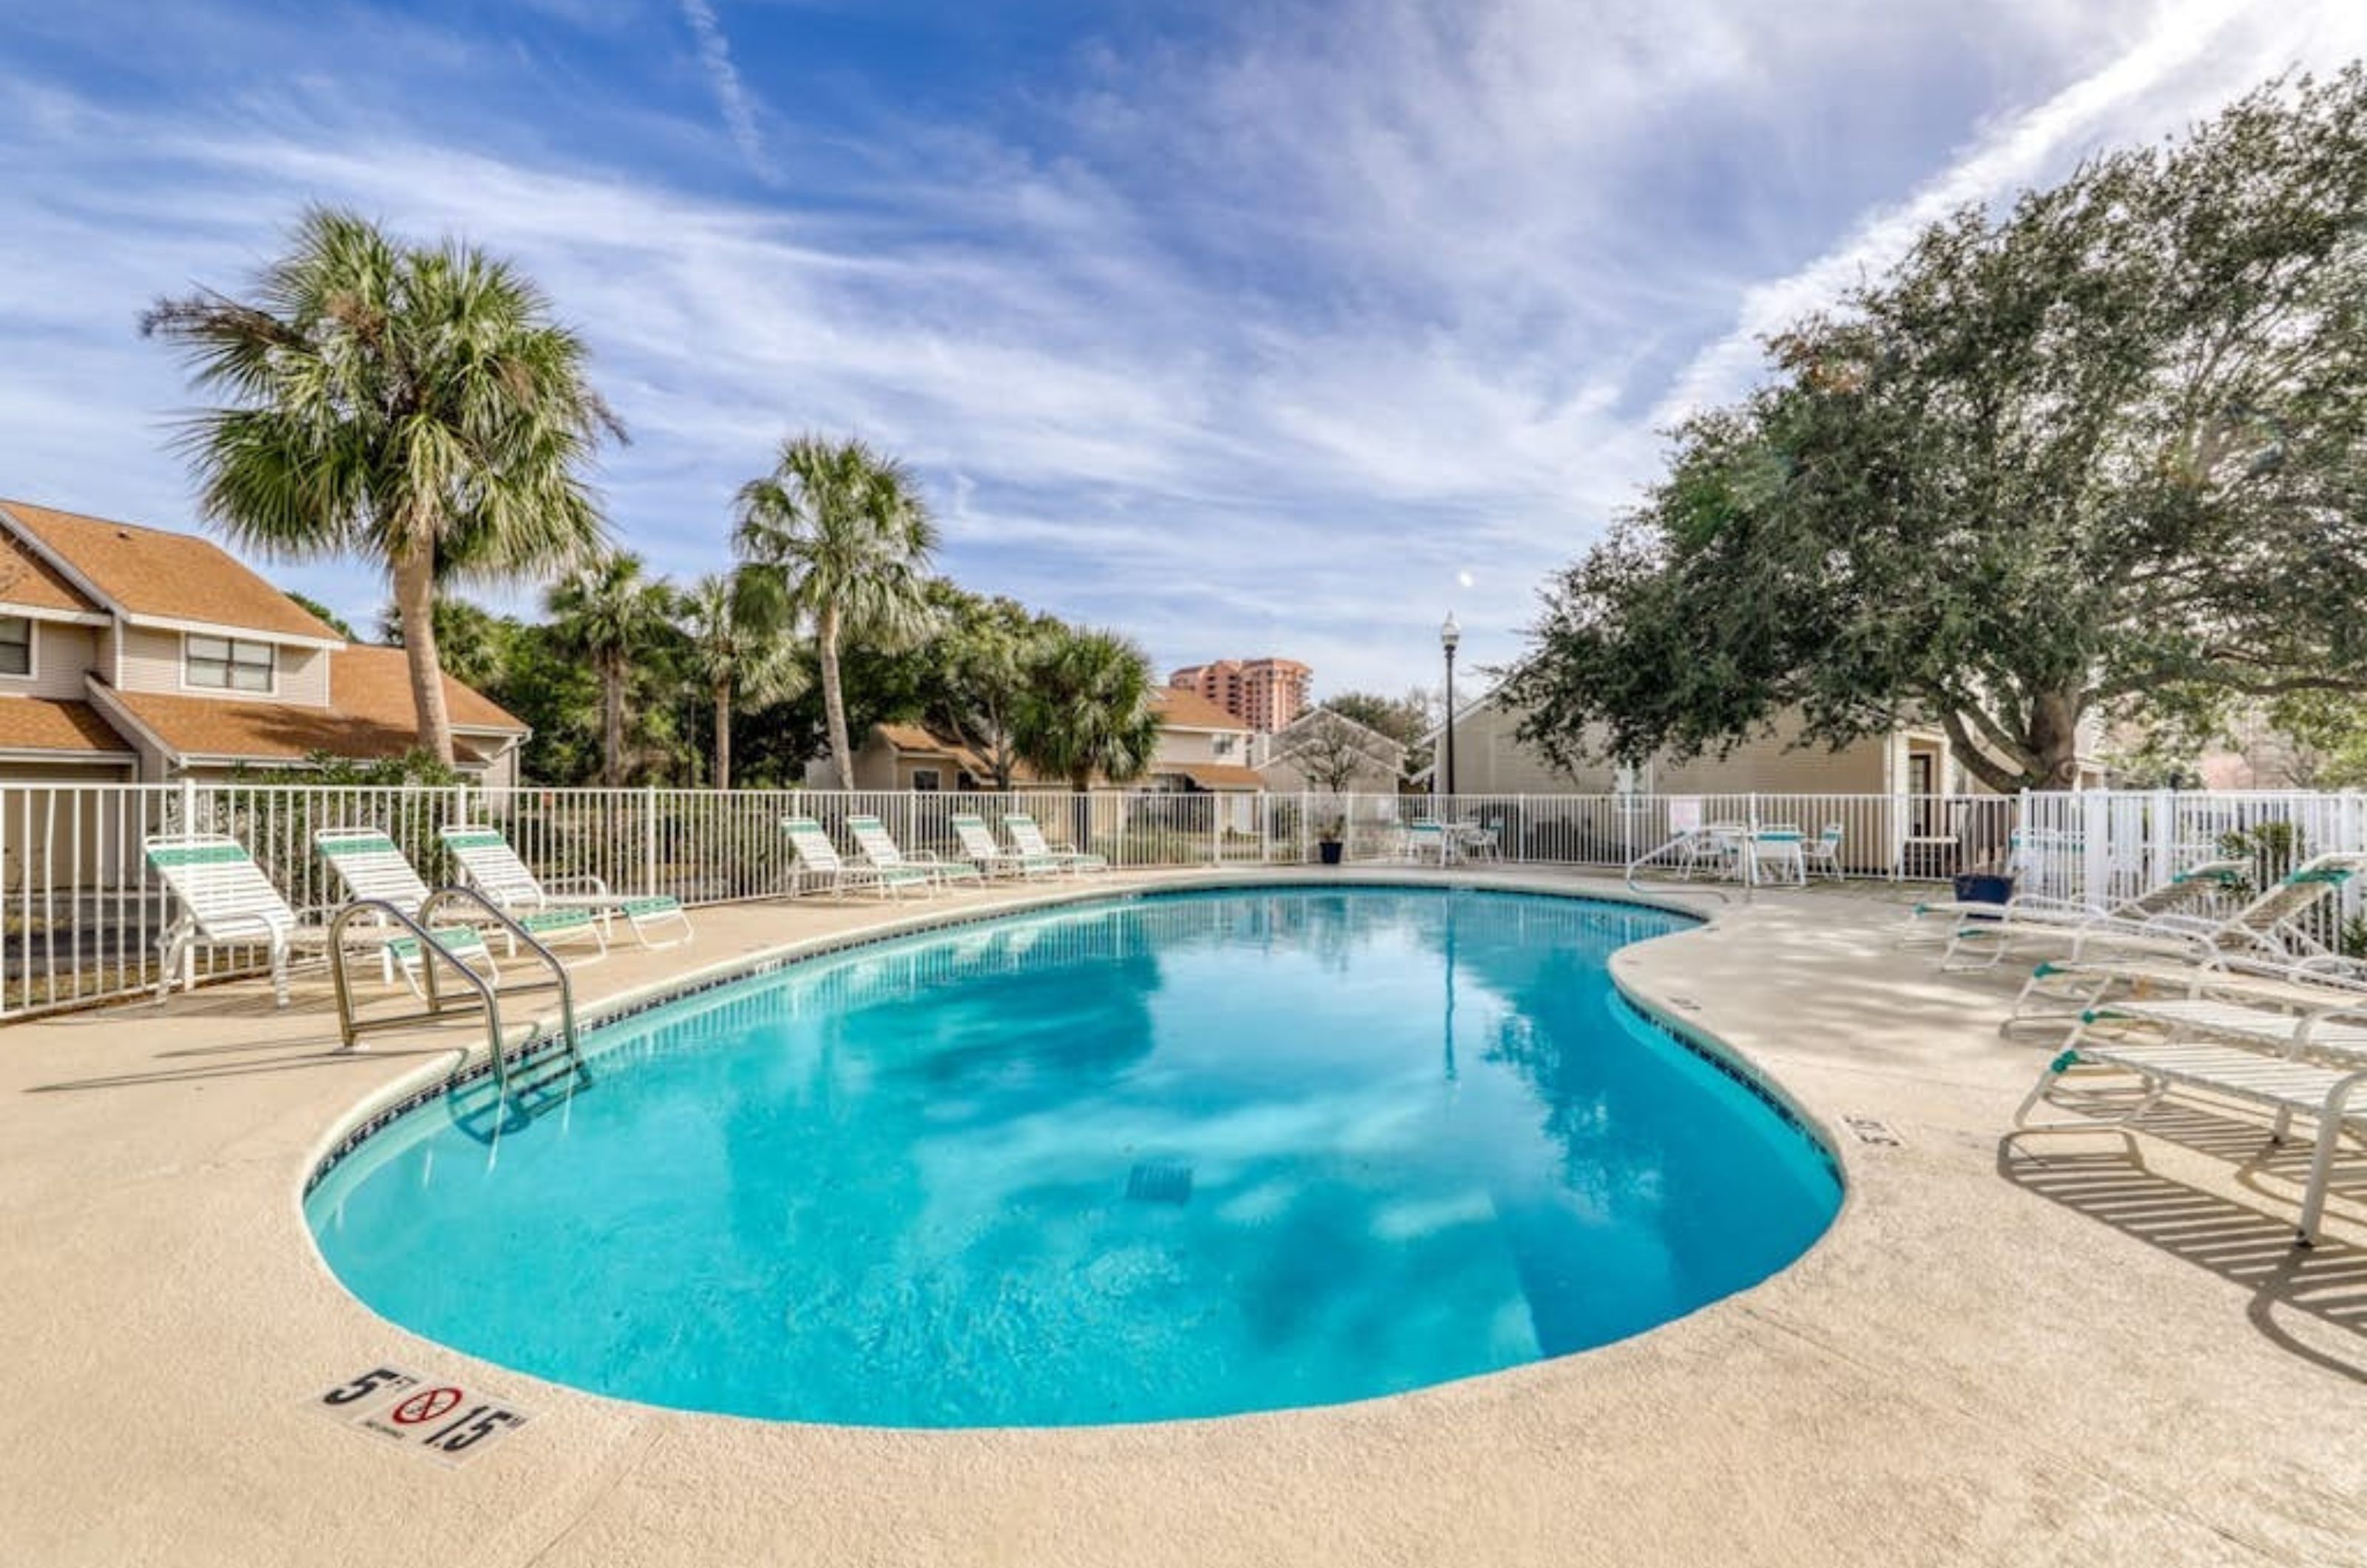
[[1952, 871, 2015, 912], [1317, 841, 1345, 865]]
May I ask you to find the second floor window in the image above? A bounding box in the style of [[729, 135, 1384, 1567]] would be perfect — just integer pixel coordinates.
[[188, 635, 274, 693], [1212, 734, 1235, 756], [0, 617, 28, 677]]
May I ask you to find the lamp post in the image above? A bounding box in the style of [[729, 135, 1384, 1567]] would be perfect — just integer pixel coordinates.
[[1439, 612, 1460, 800]]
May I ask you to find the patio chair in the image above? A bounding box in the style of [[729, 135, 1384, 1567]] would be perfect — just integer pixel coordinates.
[[1918, 857, 2251, 968], [1800, 823, 1846, 881], [316, 828, 605, 977], [1003, 813, 1108, 874], [950, 813, 1060, 879], [1405, 821, 1449, 865], [1973, 852, 2366, 976], [781, 816, 932, 900], [845, 814, 985, 892], [2017, 981, 2367, 1245], [145, 833, 490, 1009], [440, 825, 692, 948]]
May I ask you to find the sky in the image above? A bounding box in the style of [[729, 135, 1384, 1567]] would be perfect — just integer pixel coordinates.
[[1, 0, 2363, 699]]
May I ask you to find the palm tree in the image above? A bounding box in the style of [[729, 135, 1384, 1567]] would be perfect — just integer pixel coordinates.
[[1011, 628, 1164, 813], [548, 552, 675, 786], [141, 206, 619, 764], [733, 436, 939, 788], [683, 570, 802, 789]]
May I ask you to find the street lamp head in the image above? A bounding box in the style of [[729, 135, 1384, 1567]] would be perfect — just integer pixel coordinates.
[[1440, 611, 1460, 654]]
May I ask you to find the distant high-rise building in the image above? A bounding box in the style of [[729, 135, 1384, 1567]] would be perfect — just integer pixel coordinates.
[[1167, 657, 1312, 733]]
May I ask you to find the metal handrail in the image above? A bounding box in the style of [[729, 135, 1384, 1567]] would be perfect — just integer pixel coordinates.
[[328, 897, 510, 1061], [421, 885, 585, 1100], [1624, 833, 1737, 906]]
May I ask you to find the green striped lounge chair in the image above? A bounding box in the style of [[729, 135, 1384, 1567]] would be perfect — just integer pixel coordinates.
[[950, 813, 1058, 879], [145, 834, 489, 1009], [781, 816, 931, 900], [845, 815, 985, 891], [1002, 813, 1107, 875], [1923, 857, 2251, 969], [316, 828, 604, 976], [439, 825, 692, 949]]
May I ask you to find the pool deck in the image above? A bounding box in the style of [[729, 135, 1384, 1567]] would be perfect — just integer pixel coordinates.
[[1, 867, 2361, 1567]]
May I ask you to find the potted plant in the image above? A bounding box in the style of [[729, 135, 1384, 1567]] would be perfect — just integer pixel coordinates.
[[1316, 819, 1346, 866]]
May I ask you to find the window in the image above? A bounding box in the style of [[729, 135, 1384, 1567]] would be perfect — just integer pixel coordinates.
[[187, 635, 274, 693], [911, 768, 942, 792], [1212, 734, 1235, 757], [0, 617, 28, 677]]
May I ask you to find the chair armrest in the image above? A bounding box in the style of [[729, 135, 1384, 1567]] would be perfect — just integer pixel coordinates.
[[544, 873, 613, 897]]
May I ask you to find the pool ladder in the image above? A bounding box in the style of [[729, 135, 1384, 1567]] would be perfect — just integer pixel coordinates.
[[328, 887, 587, 1107]]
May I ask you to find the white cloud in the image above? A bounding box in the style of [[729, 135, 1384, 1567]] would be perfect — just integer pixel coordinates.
[[676, 0, 772, 180]]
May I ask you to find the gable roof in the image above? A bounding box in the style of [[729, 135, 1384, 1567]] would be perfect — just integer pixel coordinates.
[[1149, 688, 1247, 731], [0, 529, 103, 618], [0, 500, 345, 645], [332, 644, 524, 734]]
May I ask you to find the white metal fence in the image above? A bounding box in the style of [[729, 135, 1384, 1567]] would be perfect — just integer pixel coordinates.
[[2, 782, 2359, 1019]]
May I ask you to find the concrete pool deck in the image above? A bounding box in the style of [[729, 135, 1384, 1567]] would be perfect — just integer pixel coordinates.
[[1, 868, 2360, 1567]]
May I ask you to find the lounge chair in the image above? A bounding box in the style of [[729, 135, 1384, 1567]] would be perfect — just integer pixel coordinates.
[[1004, 813, 1107, 874], [440, 825, 692, 948], [845, 815, 985, 891], [146, 833, 490, 1008], [950, 813, 1060, 879], [1993, 853, 2367, 980], [2018, 982, 2367, 1244], [781, 816, 931, 899], [1923, 857, 2252, 969], [316, 828, 605, 975]]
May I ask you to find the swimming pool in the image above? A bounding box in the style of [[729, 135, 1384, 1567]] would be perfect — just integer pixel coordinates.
[[306, 886, 1840, 1427]]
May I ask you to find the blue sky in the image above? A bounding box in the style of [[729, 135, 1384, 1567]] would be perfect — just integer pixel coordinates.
[[1, 1, 2361, 696]]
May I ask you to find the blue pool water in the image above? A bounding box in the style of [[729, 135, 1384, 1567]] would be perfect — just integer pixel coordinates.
[[306, 888, 1840, 1427]]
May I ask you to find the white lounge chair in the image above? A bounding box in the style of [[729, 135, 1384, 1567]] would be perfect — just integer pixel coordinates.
[[146, 833, 489, 1008], [846, 815, 985, 891], [2019, 987, 2367, 1245], [951, 813, 1059, 879], [317, 828, 604, 975], [440, 825, 692, 948], [1004, 813, 1107, 874], [781, 816, 931, 899], [1925, 857, 2253, 968]]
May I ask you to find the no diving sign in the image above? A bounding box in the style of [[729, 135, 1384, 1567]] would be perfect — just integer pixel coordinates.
[[311, 1366, 533, 1468]]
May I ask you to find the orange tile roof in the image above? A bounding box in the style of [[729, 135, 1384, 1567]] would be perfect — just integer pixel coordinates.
[[0, 699, 134, 756], [876, 722, 962, 757], [0, 500, 343, 642], [1149, 688, 1246, 731], [0, 530, 101, 616], [331, 644, 522, 733], [101, 645, 521, 766]]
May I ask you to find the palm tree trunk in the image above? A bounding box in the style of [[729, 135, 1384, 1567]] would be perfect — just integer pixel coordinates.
[[713, 680, 733, 792], [820, 604, 854, 789], [391, 547, 456, 766], [603, 653, 627, 786]]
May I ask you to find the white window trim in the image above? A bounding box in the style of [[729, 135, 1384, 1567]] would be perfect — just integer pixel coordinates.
[[0, 615, 36, 683], [180, 631, 279, 697]]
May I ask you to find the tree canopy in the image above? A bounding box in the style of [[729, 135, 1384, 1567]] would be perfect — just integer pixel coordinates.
[[142, 206, 618, 763], [1505, 68, 2367, 793]]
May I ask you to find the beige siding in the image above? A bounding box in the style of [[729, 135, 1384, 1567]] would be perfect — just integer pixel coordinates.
[[0, 622, 102, 700], [1152, 726, 1251, 768], [1442, 706, 1610, 793], [114, 625, 328, 705], [1260, 751, 1399, 795], [1450, 703, 1924, 797]]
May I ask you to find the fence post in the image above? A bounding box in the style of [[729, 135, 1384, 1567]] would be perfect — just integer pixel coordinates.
[[1259, 791, 1271, 865], [2148, 787, 2173, 887], [2081, 789, 2111, 910], [644, 783, 659, 896]]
